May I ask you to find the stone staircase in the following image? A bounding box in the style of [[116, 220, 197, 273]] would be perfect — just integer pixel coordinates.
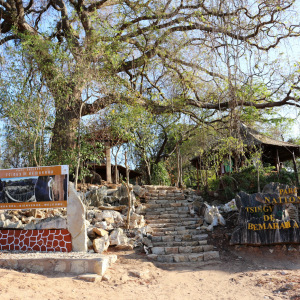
[[144, 186, 220, 263]]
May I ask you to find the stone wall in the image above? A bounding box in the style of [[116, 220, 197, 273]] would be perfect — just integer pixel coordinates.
[[0, 229, 72, 251]]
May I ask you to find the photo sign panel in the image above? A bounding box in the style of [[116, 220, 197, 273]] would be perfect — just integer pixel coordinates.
[[0, 165, 69, 210]]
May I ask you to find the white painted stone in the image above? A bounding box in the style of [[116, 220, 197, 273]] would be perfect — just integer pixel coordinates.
[[67, 182, 87, 252]]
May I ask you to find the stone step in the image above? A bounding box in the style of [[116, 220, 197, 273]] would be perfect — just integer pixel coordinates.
[[145, 206, 190, 213], [146, 192, 183, 196], [151, 244, 214, 256], [148, 251, 220, 263], [152, 229, 202, 236], [144, 185, 181, 191], [146, 199, 189, 206], [146, 213, 192, 220], [146, 217, 199, 223], [145, 202, 190, 209], [150, 224, 200, 232], [146, 197, 185, 201], [0, 252, 118, 275], [151, 233, 208, 243], [152, 240, 208, 247], [146, 220, 201, 228], [150, 224, 205, 236], [152, 233, 208, 242], [147, 220, 200, 227]]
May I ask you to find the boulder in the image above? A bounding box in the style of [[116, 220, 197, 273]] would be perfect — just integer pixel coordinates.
[[93, 228, 109, 237], [3, 219, 24, 229], [87, 227, 97, 239], [94, 210, 124, 226], [0, 213, 5, 222], [103, 196, 118, 205], [85, 186, 107, 207], [93, 235, 110, 253], [35, 215, 67, 230], [109, 228, 128, 246], [86, 210, 95, 220], [129, 213, 145, 229], [117, 184, 129, 198], [133, 185, 146, 198], [135, 204, 146, 214], [67, 182, 87, 252], [87, 238, 93, 250], [93, 221, 111, 230]]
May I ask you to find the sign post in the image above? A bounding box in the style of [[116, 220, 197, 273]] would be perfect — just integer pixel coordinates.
[[0, 165, 68, 210]]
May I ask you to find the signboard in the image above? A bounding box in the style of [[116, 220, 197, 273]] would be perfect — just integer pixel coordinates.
[[230, 183, 300, 245], [0, 165, 68, 210]]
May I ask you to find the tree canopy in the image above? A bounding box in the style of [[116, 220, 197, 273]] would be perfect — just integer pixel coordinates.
[[1, 0, 300, 167]]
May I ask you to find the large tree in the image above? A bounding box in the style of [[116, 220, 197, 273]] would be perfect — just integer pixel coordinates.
[[1, 0, 300, 163]]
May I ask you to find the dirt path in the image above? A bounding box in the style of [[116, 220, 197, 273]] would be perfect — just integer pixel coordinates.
[[0, 248, 299, 300]]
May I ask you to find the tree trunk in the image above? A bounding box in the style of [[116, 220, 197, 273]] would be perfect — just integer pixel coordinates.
[[145, 161, 151, 184], [51, 109, 79, 162]]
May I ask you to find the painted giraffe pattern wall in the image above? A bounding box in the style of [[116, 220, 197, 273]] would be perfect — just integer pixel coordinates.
[[0, 229, 72, 252]]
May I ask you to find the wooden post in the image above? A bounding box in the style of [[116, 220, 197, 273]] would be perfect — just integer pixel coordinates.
[[292, 151, 299, 187], [124, 151, 132, 229], [276, 148, 280, 173], [105, 141, 112, 183], [114, 145, 120, 184]]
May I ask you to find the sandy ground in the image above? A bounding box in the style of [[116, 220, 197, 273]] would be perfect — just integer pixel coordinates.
[[0, 247, 299, 300]]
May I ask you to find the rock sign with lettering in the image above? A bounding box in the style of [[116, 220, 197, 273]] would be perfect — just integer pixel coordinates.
[[230, 183, 300, 245]]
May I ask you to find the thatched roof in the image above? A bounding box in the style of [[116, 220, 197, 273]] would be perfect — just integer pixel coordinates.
[[239, 123, 298, 148], [191, 124, 300, 167], [239, 123, 300, 162]]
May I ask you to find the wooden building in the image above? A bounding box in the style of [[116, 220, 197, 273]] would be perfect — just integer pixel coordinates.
[[191, 124, 300, 187]]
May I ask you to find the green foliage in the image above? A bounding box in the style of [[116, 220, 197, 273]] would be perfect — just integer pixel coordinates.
[[151, 161, 171, 186], [0, 49, 53, 167], [209, 165, 296, 200]]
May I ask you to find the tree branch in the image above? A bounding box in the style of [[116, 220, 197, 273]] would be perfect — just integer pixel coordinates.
[[0, 34, 18, 45]]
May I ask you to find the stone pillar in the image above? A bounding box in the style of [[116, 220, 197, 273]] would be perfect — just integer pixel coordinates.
[[67, 182, 87, 252]]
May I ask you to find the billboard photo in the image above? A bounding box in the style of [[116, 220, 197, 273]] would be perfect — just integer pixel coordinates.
[[0, 165, 68, 210]]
